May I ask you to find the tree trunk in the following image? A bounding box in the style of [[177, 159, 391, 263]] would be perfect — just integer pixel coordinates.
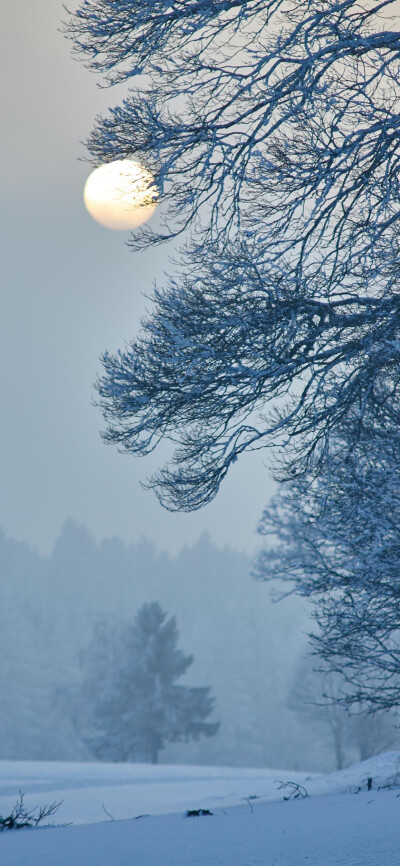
[[333, 727, 345, 770]]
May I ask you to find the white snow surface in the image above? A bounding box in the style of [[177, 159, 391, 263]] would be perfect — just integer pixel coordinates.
[[0, 752, 399, 864]]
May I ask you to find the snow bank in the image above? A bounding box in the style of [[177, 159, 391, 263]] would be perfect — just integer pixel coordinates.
[[0, 753, 399, 866]]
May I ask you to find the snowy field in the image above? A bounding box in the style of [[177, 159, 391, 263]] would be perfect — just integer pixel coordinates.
[[0, 753, 400, 864]]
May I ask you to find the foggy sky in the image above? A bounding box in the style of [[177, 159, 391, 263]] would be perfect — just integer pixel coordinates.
[[0, 1, 275, 555]]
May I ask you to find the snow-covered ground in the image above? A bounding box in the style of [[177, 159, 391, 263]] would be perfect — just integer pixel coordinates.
[[0, 753, 399, 864], [0, 759, 319, 826]]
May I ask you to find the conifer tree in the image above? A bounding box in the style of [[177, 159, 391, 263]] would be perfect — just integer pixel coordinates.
[[82, 603, 219, 763]]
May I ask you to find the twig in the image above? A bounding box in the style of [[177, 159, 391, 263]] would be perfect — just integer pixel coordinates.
[[275, 781, 309, 800], [101, 803, 116, 822], [0, 792, 63, 831]]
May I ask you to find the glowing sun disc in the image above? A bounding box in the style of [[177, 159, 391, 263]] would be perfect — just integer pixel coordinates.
[[83, 159, 158, 230]]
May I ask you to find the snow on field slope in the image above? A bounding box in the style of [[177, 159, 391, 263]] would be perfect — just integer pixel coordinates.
[[0, 753, 400, 865], [0, 760, 318, 826]]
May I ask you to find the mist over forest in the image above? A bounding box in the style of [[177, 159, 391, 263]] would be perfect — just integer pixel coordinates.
[[1, 522, 397, 772]]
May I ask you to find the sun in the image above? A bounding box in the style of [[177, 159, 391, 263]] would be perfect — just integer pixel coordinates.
[[83, 159, 158, 230]]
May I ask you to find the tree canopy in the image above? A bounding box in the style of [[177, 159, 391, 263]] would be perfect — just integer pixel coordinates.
[[65, 1, 400, 510], [256, 392, 400, 710]]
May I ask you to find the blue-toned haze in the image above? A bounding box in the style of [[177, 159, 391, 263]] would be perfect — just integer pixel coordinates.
[[0, 1, 274, 555]]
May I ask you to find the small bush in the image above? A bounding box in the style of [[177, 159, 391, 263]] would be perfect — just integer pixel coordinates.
[[0, 792, 62, 831]]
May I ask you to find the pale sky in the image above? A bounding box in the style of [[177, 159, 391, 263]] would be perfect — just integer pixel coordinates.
[[0, 2, 275, 555]]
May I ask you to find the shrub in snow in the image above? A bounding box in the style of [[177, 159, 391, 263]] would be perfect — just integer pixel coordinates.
[[0, 793, 62, 831]]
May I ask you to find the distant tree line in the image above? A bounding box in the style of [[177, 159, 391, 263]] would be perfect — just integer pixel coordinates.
[[0, 525, 311, 769], [1, 520, 398, 770]]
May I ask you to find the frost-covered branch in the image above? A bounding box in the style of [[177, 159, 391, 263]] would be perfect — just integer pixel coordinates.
[[66, 1, 400, 510], [97, 237, 400, 508], [255, 394, 400, 710], [65, 1, 400, 252]]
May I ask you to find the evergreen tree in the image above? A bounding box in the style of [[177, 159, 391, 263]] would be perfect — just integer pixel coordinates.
[[82, 603, 219, 763]]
